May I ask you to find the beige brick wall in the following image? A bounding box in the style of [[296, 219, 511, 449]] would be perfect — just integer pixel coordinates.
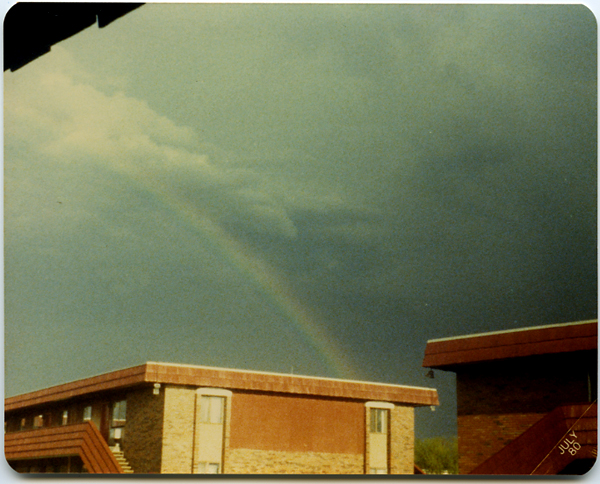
[[160, 385, 196, 474], [389, 405, 414, 474], [123, 387, 164, 474], [125, 384, 416, 475], [227, 448, 363, 474]]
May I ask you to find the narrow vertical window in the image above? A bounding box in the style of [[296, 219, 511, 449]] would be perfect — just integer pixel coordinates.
[[112, 400, 127, 426], [61, 410, 69, 425], [370, 408, 388, 434], [33, 415, 44, 428], [366, 402, 393, 475], [83, 406, 92, 421], [194, 389, 231, 474], [200, 396, 224, 424], [110, 399, 127, 446]]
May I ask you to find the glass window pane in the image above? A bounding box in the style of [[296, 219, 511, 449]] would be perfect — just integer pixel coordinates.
[[200, 396, 224, 423], [200, 396, 210, 423], [370, 408, 388, 433], [112, 400, 127, 426], [209, 397, 223, 424]]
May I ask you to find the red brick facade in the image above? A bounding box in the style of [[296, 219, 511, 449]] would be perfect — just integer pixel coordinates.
[[229, 392, 365, 454]]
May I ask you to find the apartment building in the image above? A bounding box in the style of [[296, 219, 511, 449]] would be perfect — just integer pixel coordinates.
[[423, 319, 597, 475], [5, 361, 438, 474]]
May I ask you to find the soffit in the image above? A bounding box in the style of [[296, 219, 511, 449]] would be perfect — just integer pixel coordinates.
[[4, 2, 144, 72]]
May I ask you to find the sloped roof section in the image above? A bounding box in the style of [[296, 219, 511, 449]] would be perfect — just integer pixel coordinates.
[[6, 362, 439, 412], [4, 2, 143, 71], [5, 364, 148, 412], [422, 320, 597, 369], [5, 421, 124, 473]]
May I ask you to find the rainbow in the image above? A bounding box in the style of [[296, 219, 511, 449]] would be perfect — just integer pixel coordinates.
[[123, 171, 360, 380]]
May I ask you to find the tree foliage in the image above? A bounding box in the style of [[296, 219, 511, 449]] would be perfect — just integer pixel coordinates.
[[415, 436, 459, 475]]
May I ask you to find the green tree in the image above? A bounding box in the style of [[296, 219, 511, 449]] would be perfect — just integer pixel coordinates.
[[415, 436, 459, 475]]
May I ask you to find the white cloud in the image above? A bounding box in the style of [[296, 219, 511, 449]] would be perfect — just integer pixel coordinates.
[[5, 47, 302, 240]]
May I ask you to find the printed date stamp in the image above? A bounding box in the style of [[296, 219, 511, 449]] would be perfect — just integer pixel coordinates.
[[558, 431, 580, 456]]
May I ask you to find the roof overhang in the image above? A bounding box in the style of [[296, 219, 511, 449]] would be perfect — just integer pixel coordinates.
[[422, 320, 598, 370], [4, 2, 144, 72], [6, 362, 439, 412]]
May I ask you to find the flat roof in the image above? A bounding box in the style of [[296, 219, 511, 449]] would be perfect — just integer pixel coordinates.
[[422, 320, 597, 369], [5, 362, 439, 412]]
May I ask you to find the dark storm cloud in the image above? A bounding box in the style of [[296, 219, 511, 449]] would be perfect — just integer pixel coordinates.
[[268, 5, 598, 326]]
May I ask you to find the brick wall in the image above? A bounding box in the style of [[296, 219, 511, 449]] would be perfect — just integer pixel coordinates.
[[160, 385, 196, 474], [123, 387, 164, 473], [457, 354, 591, 416], [458, 413, 545, 472], [125, 385, 417, 475], [389, 405, 414, 474], [456, 352, 594, 473], [229, 392, 365, 454], [227, 448, 363, 474]]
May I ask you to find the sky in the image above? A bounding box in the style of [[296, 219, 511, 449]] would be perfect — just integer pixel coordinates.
[[3, 3, 597, 439]]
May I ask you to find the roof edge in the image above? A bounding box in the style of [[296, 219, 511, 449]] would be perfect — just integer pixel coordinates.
[[426, 319, 597, 344], [145, 361, 435, 393], [6, 362, 439, 410]]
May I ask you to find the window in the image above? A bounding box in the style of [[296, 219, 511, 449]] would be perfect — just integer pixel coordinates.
[[200, 396, 224, 424], [61, 410, 69, 426], [33, 415, 44, 428], [112, 400, 127, 427], [197, 462, 220, 474], [83, 406, 92, 421], [370, 408, 388, 434]]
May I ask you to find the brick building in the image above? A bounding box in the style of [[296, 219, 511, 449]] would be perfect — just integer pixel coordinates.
[[5, 362, 438, 474], [422, 320, 597, 475]]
